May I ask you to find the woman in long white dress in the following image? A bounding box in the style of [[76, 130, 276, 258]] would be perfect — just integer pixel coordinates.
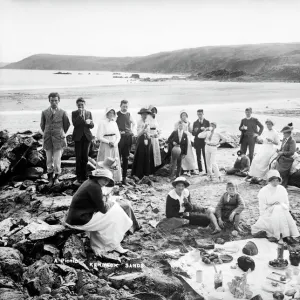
[[96, 107, 122, 182], [251, 169, 299, 241], [148, 105, 162, 173], [248, 119, 280, 180], [174, 110, 198, 176]]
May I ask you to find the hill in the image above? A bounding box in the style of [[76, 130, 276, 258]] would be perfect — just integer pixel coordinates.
[[0, 62, 9, 68], [3, 43, 300, 81]]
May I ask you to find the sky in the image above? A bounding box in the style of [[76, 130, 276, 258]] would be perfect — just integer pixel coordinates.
[[1, 0, 300, 62]]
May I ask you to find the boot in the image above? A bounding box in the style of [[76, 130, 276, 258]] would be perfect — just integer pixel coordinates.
[[53, 174, 60, 185], [122, 177, 128, 186], [47, 173, 54, 187]]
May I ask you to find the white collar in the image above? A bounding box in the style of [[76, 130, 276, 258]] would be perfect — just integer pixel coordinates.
[[168, 189, 189, 199], [119, 110, 128, 114], [246, 117, 252, 120]]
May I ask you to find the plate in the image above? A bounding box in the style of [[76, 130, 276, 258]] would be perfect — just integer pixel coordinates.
[[220, 254, 233, 263], [268, 263, 288, 270]]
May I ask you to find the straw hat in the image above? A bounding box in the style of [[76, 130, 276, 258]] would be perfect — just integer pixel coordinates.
[[138, 108, 151, 115], [172, 176, 190, 188], [281, 123, 293, 133], [97, 157, 118, 171], [105, 107, 116, 116], [267, 169, 282, 182], [90, 168, 115, 187], [180, 110, 188, 118]]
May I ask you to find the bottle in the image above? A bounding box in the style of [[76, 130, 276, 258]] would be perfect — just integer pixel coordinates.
[[277, 234, 284, 259], [214, 271, 223, 289]]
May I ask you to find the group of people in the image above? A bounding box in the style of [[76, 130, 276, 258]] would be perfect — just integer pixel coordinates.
[[40, 92, 299, 255]]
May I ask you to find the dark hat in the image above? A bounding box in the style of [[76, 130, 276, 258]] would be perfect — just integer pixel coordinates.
[[138, 108, 151, 115], [281, 122, 293, 133], [245, 107, 252, 112], [242, 241, 258, 256], [172, 176, 190, 188], [237, 255, 255, 272], [237, 150, 242, 156]]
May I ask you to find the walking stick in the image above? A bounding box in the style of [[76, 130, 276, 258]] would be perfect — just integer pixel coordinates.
[[11, 146, 32, 173]]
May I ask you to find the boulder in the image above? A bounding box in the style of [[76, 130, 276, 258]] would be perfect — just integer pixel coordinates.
[[27, 149, 45, 167], [0, 247, 23, 281], [53, 264, 78, 287], [156, 218, 189, 232], [218, 132, 239, 148], [63, 234, 86, 260], [43, 244, 60, 257], [34, 196, 72, 213], [0, 288, 26, 300], [24, 167, 44, 180], [293, 132, 300, 143], [0, 218, 17, 238], [0, 130, 10, 147], [20, 180, 35, 190], [62, 147, 76, 160], [14, 191, 32, 205]]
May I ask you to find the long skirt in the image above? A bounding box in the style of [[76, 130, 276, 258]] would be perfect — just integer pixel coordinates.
[[97, 140, 122, 182], [65, 203, 132, 255], [149, 137, 162, 174], [251, 205, 299, 240], [182, 138, 197, 171], [249, 144, 277, 179], [131, 135, 151, 179]]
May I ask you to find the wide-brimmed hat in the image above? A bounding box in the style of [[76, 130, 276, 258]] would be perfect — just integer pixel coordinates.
[[105, 107, 116, 116], [90, 169, 115, 187], [281, 122, 293, 133], [267, 170, 282, 183], [211, 122, 217, 127], [265, 118, 274, 126], [148, 105, 158, 114], [172, 176, 190, 188], [138, 108, 151, 115], [97, 157, 118, 171], [180, 110, 188, 118]]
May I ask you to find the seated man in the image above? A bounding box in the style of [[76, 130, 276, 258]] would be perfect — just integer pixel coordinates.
[[165, 177, 220, 232], [213, 181, 245, 234], [226, 150, 250, 177]]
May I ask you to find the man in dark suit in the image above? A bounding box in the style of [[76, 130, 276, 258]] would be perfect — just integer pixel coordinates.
[[239, 107, 264, 164], [192, 109, 210, 174], [276, 123, 296, 187], [72, 98, 94, 185], [168, 121, 188, 179]]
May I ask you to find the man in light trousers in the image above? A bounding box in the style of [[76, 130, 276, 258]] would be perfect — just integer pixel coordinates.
[[40, 92, 70, 186]]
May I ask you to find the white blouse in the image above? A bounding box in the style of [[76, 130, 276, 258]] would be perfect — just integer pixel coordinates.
[[137, 119, 151, 138], [198, 130, 226, 145], [147, 115, 161, 138], [96, 119, 120, 145]]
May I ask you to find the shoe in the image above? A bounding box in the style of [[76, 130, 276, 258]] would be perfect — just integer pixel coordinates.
[[122, 178, 128, 186], [113, 244, 129, 254], [47, 173, 54, 187], [53, 174, 60, 185]]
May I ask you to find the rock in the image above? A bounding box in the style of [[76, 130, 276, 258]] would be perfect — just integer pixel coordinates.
[[54, 264, 78, 286], [0, 158, 12, 177], [24, 260, 54, 296], [14, 191, 32, 204], [218, 132, 239, 148], [138, 177, 153, 186], [76, 271, 109, 296], [62, 147, 76, 160], [20, 180, 35, 190], [250, 295, 263, 300], [156, 218, 189, 232], [27, 149, 45, 167], [215, 238, 225, 245], [293, 132, 300, 143], [24, 167, 44, 180], [51, 286, 70, 296], [0, 288, 26, 300], [34, 196, 72, 213], [0, 130, 10, 147], [41, 211, 66, 225], [63, 234, 86, 260], [132, 293, 166, 300], [8, 219, 65, 244], [195, 238, 215, 249], [58, 173, 77, 181], [0, 218, 17, 237], [44, 244, 60, 256], [0, 247, 23, 281]]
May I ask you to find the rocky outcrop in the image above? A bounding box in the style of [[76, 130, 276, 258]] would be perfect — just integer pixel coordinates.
[[0, 247, 23, 281]]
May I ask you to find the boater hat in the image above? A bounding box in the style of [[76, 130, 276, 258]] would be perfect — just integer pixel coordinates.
[[90, 169, 115, 187], [267, 170, 282, 183], [265, 118, 275, 126], [138, 108, 151, 115], [97, 157, 118, 171], [172, 176, 190, 188], [281, 122, 293, 133]]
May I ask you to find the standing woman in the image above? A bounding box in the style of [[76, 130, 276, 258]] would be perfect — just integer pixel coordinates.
[[198, 122, 226, 181], [248, 119, 280, 181], [96, 108, 122, 182], [148, 105, 162, 174], [174, 110, 198, 176], [131, 108, 152, 179]]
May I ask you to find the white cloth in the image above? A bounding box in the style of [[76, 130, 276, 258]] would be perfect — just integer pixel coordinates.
[[66, 203, 132, 255], [96, 119, 122, 181], [168, 188, 190, 213], [205, 145, 220, 177], [147, 115, 162, 167], [178, 129, 183, 142], [251, 184, 299, 239], [46, 149, 63, 174], [137, 119, 150, 137], [174, 120, 197, 171], [249, 129, 280, 179], [198, 130, 226, 145]]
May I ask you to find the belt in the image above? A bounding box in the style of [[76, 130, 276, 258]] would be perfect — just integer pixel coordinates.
[[206, 143, 218, 147], [150, 128, 156, 130], [104, 134, 115, 137]]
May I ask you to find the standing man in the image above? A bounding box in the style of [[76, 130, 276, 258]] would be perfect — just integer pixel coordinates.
[[192, 109, 210, 174], [116, 100, 137, 185], [40, 92, 70, 186], [239, 107, 264, 164], [72, 97, 94, 185]]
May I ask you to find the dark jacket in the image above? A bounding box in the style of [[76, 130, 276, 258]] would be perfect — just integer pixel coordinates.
[[233, 155, 251, 171], [72, 110, 94, 142], [192, 119, 210, 145], [66, 179, 106, 225], [276, 136, 296, 174], [239, 117, 264, 144], [167, 130, 188, 156], [279, 136, 296, 158]]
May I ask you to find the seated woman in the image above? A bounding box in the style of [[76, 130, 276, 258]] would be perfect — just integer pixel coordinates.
[[64, 168, 132, 255], [166, 177, 219, 231], [251, 169, 299, 242]]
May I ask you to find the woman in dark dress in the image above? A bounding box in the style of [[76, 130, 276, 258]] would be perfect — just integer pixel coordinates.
[[131, 108, 152, 179]]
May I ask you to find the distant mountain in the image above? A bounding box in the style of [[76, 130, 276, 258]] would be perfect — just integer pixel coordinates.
[[3, 43, 300, 81], [0, 62, 9, 68]]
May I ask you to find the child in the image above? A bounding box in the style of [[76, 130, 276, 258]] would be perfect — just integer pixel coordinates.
[[226, 150, 250, 177], [213, 181, 245, 234]]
